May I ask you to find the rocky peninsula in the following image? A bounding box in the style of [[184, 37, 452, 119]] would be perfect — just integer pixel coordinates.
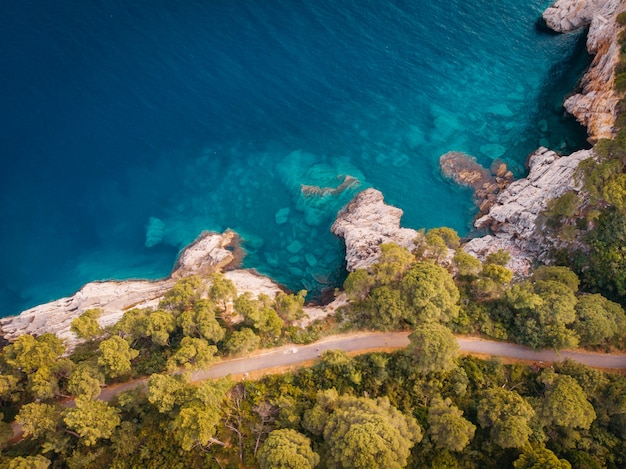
[[1, 0, 624, 346]]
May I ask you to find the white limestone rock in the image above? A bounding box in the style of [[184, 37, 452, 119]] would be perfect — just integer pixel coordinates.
[[542, 0, 614, 32], [0, 231, 284, 349], [464, 147, 594, 273], [170, 230, 236, 279], [331, 188, 421, 271]]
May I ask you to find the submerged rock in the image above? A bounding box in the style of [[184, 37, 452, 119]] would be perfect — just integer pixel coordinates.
[[275, 207, 290, 225], [439, 151, 514, 218], [331, 188, 422, 272], [145, 217, 166, 248]]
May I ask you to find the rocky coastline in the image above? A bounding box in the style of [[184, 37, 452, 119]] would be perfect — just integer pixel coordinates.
[[0, 232, 284, 348], [1, 0, 624, 345], [544, 0, 623, 142]]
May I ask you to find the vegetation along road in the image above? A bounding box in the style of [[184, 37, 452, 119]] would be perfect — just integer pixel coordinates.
[[96, 331, 626, 402]]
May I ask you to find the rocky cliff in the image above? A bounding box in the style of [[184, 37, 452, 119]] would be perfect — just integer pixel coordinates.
[[330, 188, 422, 272], [463, 147, 593, 274], [545, 0, 624, 142], [458, 0, 624, 272], [0, 231, 283, 347]]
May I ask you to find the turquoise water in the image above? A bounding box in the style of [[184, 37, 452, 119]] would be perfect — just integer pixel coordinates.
[[0, 0, 589, 316]]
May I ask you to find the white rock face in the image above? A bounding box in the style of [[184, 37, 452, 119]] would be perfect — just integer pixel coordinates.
[[331, 188, 421, 271], [545, 0, 624, 142], [542, 0, 614, 32], [0, 231, 282, 348], [464, 148, 594, 274], [171, 230, 236, 278]]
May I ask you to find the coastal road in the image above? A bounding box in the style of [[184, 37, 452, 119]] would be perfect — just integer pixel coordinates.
[[98, 331, 626, 402], [11, 332, 626, 441], [68, 332, 626, 405], [189, 332, 626, 382]]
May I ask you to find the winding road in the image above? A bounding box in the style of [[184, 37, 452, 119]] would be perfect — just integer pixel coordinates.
[[10, 332, 626, 441], [96, 331, 626, 401]]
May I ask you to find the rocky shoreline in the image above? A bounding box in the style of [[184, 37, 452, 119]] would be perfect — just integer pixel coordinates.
[[1, 0, 624, 346]]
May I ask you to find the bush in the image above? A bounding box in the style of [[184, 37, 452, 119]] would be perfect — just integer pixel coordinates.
[[617, 11, 626, 26], [615, 72, 626, 93]]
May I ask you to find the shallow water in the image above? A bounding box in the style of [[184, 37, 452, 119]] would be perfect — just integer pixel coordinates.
[[0, 0, 589, 316]]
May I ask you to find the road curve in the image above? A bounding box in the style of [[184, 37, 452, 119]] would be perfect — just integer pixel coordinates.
[[10, 332, 626, 441], [89, 332, 626, 403], [189, 332, 626, 383]]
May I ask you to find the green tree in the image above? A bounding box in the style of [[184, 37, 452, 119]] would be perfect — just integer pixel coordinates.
[[539, 371, 596, 430], [507, 280, 579, 350], [70, 308, 103, 340], [482, 264, 513, 285], [63, 396, 121, 446], [5, 456, 51, 469], [581, 208, 626, 296], [370, 243, 415, 286], [425, 232, 449, 262], [477, 387, 535, 448], [365, 286, 409, 329], [428, 227, 461, 249], [97, 336, 139, 379], [166, 337, 217, 371], [2, 333, 68, 400], [112, 307, 150, 344], [67, 364, 104, 400], [274, 291, 307, 323], [453, 249, 482, 278], [170, 379, 231, 450], [532, 266, 580, 293], [177, 299, 225, 343], [159, 275, 204, 313], [573, 294, 626, 346], [208, 273, 238, 312], [407, 323, 459, 374], [257, 429, 319, 469], [224, 328, 261, 355], [485, 249, 511, 266], [236, 293, 283, 339], [172, 401, 224, 451], [400, 262, 460, 323], [146, 373, 189, 414], [343, 269, 375, 301], [144, 309, 176, 346], [427, 396, 475, 452], [321, 394, 422, 469], [16, 402, 61, 439], [513, 445, 572, 469]]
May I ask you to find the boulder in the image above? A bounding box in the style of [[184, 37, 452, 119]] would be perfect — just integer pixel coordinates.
[[331, 189, 421, 271]]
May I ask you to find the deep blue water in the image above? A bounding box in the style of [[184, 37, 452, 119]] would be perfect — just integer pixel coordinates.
[[0, 0, 589, 316]]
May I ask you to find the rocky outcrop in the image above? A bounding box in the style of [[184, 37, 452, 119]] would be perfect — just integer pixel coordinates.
[[439, 152, 514, 217], [331, 189, 421, 271], [463, 147, 594, 273], [542, 0, 615, 32], [0, 231, 282, 348], [171, 230, 238, 279], [545, 0, 624, 142]]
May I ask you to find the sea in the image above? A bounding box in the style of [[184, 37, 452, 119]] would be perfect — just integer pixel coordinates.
[[0, 0, 591, 317]]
